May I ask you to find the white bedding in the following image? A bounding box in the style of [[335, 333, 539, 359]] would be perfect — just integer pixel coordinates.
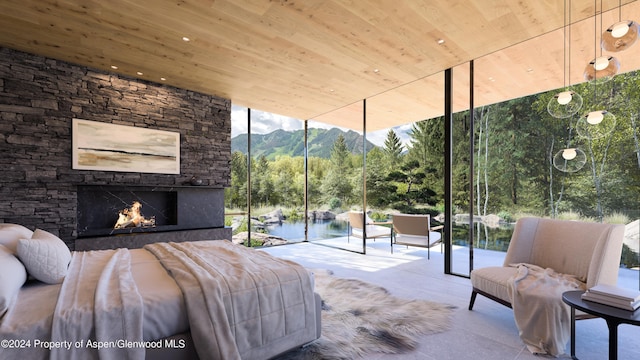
[[1, 248, 187, 357], [50, 249, 143, 360], [144, 241, 318, 360], [0, 240, 317, 360]]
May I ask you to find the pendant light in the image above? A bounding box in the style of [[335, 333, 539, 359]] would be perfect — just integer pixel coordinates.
[[578, 0, 618, 144], [548, 0, 583, 118], [583, 56, 620, 82], [601, 0, 640, 52], [584, 0, 620, 83], [576, 110, 616, 140], [553, 147, 587, 173]]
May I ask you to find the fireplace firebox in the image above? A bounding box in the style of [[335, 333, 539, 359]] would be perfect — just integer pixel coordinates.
[[76, 185, 225, 238]]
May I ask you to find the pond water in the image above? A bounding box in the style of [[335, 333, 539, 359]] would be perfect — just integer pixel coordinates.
[[265, 219, 515, 252], [266, 219, 348, 242]]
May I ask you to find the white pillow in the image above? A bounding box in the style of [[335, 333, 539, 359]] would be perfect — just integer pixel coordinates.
[[0, 223, 34, 254], [17, 229, 71, 284], [0, 244, 27, 315]]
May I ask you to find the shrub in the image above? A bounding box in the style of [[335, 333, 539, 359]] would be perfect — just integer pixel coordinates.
[[328, 197, 342, 210], [498, 211, 513, 223], [557, 210, 583, 221], [285, 208, 304, 221], [603, 212, 629, 225], [370, 211, 388, 221]]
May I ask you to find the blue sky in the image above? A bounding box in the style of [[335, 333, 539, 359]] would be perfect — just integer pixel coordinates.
[[231, 105, 413, 148]]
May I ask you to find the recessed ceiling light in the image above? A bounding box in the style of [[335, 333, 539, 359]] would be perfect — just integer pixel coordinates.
[[110, 65, 118, 69], [527, 68, 534, 73], [373, 69, 380, 73], [329, 89, 334, 92], [437, 39, 445, 45], [136, 71, 143, 75], [182, 36, 190, 42], [489, 77, 495, 82], [160, 77, 166, 81]]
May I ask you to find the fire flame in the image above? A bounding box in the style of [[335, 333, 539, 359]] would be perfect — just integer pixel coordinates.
[[114, 201, 156, 229]]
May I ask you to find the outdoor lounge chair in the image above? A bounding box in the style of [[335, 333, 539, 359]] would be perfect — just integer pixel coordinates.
[[347, 211, 391, 243], [391, 214, 443, 259]]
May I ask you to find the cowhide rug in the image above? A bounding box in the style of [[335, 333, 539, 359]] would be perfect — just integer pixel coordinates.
[[277, 269, 456, 359]]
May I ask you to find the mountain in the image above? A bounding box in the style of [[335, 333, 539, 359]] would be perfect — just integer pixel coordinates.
[[231, 128, 377, 159]]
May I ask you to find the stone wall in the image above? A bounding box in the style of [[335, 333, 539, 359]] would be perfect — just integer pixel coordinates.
[[0, 47, 231, 249]]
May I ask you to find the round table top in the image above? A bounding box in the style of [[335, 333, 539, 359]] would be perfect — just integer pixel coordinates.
[[562, 290, 640, 326]]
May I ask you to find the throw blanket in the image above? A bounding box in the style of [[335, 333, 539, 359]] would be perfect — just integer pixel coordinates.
[[507, 263, 585, 356], [144, 241, 317, 360], [51, 249, 144, 360]]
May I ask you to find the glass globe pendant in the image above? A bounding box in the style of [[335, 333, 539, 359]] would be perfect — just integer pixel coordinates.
[[547, 90, 583, 118], [601, 20, 640, 52], [553, 148, 586, 172], [576, 110, 616, 140], [583, 56, 620, 83]]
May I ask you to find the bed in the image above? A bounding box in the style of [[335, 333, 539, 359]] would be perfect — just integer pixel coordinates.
[[0, 223, 321, 360]]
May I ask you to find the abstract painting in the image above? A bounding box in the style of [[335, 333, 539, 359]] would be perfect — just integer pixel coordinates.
[[72, 118, 180, 174]]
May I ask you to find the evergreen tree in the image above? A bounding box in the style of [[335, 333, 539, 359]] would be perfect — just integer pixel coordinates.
[[321, 134, 354, 204], [386, 159, 436, 210], [408, 120, 430, 167], [366, 147, 396, 208], [329, 134, 350, 168], [225, 151, 248, 209], [251, 155, 274, 206], [407, 118, 444, 198], [383, 129, 404, 169]]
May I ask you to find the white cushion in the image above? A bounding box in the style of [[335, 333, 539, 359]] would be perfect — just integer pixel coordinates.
[[395, 232, 442, 246], [0, 244, 27, 315], [0, 223, 34, 254], [17, 229, 71, 284], [470, 266, 518, 304], [352, 224, 391, 238]]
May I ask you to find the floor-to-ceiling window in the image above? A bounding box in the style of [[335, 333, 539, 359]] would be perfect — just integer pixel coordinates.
[[447, 63, 640, 283], [227, 106, 306, 247], [226, 66, 638, 288]]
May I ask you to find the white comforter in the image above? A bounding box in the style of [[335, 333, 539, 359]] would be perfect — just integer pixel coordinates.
[[51, 249, 144, 360], [144, 241, 317, 360], [507, 263, 585, 356], [0, 240, 317, 360]]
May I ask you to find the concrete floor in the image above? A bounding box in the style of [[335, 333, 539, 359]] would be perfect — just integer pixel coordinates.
[[260, 238, 640, 360]]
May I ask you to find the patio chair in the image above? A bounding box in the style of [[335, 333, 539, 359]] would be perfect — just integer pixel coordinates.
[[391, 214, 443, 259], [347, 211, 391, 243]]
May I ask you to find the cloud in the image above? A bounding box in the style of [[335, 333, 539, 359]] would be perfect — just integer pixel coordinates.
[[231, 105, 304, 137], [231, 104, 411, 147]]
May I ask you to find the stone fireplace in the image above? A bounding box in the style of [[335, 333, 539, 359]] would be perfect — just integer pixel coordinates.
[[1, 47, 232, 250], [75, 185, 230, 250]]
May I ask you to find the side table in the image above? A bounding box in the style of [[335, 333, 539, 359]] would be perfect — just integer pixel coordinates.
[[562, 290, 640, 360]]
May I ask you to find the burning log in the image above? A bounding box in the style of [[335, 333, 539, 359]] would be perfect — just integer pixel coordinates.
[[114, 201, 156, 229]]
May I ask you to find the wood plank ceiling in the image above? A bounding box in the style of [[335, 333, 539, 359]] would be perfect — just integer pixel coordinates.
[[0, 0, 639, 131]]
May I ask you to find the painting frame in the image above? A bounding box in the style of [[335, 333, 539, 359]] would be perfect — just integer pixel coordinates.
[[72, 118, 180, 174]]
